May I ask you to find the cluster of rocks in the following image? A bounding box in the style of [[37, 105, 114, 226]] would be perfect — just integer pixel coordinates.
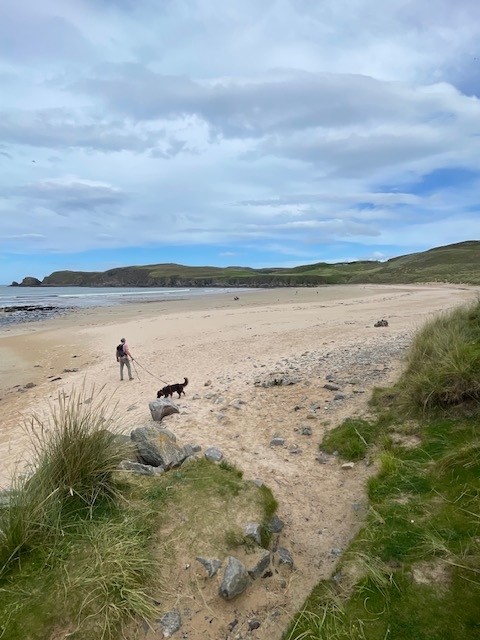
[[150, 514, 292, 637], [374, 318, 389, 327], [121, 398, 295, 637], [0, 305, 71, 327]]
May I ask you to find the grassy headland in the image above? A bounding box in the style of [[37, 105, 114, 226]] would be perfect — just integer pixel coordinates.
[[14, 240, 480, 287], [286, 300, 480, 639]]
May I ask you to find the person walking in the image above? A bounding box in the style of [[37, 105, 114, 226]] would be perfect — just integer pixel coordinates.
[[116, 337, 134, 381]]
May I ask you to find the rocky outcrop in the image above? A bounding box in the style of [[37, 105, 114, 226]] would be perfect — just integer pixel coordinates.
[[10, 277, 41, 287]]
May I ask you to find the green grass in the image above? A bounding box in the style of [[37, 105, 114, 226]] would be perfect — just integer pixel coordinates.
[[321, 418, 381, 460], [286, 301, 480, 640]]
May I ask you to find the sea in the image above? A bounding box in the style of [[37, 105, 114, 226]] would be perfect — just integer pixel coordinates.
[[0, 285, 245, 327]]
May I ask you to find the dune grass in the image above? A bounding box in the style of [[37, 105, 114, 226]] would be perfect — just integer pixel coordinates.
[[286, 301, 480, 640], [0, 388, 277, 639]]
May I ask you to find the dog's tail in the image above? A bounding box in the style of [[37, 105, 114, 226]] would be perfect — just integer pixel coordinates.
[[184, 377, 189, 387]]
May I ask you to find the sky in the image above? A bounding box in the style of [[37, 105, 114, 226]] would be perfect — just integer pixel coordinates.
[[1, 0, 480, 283]]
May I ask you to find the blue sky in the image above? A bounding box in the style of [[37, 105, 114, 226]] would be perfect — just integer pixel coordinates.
[[1, 0, 480, 283]]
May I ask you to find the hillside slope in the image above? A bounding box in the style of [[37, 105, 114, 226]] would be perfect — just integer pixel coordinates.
[[17, 241, 480, 287]]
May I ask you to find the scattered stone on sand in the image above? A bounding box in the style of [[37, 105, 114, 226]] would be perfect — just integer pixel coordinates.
[[149, 398, 179, 422], [324, 383, 340, 391], [24, 382, 36, 389], [158, 609, 181, 638], [270, 437, 285, 447], [300, 426, 312, 436], [277, 547, 294, 568], [219, 556, 250, 600], [248, 619, 261, 631], [196, 556, 222, 578], [269, 515, 285, 533], [341, 462, 355, 470], [374, 319, 389, 327], [246, 549, 271, 579], [244, 522, 262, 545]]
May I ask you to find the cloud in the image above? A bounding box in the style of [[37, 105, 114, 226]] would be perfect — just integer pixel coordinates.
[[1, 0, 480, 278]]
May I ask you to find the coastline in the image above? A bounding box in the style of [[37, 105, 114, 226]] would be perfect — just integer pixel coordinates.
[[1, 282, 479, 640]]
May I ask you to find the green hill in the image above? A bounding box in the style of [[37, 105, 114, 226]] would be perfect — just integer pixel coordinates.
[[24, 241, 480, 287]]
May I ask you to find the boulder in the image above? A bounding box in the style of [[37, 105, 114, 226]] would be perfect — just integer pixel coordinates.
[[131, 426, 188, 469], [148, 399, 179, 422], [219, 556, 250, 600]]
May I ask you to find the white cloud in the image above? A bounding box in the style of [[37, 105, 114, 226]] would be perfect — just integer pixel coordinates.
[[1, 0, 480, 266]]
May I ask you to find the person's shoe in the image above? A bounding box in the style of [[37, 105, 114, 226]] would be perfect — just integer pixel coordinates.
[[129, 377, 134, 381]]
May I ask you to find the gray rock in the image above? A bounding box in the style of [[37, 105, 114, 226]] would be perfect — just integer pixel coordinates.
[[269, 515, 285, 533], [334, 393, 346, 401], [219, 556, 250, 600], [249, 620, 261, 631], [196, 556, 222, 577], [247, 549, 271, 579], [118, 460, 165, 476], [324, 383, 340, 391], [277, 547, 294, 568], [148, 398, 179, 422], [191, 444, 202, 453], [131, 426, 188, 469], [341, 462, 355, 469], [253, 479, 264, 487], [300, 426, 312, 436], [244, 522, 262, 545], [24, 382, 36, 389], [158, 609, 181, 637], [204, 446, 223, 462], [270, 437, 285, 447]]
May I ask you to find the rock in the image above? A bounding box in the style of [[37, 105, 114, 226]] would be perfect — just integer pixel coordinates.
[[227, 619, 238, 632], [131, 426, 188, 469], [247, 549, 271, 579], [17, 276, 42, 287], [277, 547, 294, 568], [334, 393, 346, 401], [255, 373, 300, 388], [253, 479, 264, 488], [118, 460, 165, 476], [324, 383, 340, 391], [300, 426, 312, 436], [374, 319, 389, 327], [270, 437, 285, 447], [316, 453, 330, 464], [24, 382, 36, 389], [196, 556, 222, 577], [204, 447, 223, 462], [149, 398, 179, 422], [341, 462, 355, 470], [158, 609, 181, 638], [62, 368, 79, 373], [219, 556, 250, 600], [191, 444, 202, 453], [248, 620, 261, 631], [244, 522, 262, 545], [50, 377, 62, 382], [269, 515, 285, 533], [204, 380, 212, 386]]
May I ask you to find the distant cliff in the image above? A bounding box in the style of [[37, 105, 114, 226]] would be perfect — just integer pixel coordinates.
[[12, 241, 480, 287]]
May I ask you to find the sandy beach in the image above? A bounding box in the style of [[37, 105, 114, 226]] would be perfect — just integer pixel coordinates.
[[1, 283, 478, 639]]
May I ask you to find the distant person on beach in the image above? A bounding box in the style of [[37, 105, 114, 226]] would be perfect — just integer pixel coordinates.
[[116, 338, 134, 381]]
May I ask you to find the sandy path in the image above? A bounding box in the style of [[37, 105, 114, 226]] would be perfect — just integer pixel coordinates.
[[0, 283, 478, 639]]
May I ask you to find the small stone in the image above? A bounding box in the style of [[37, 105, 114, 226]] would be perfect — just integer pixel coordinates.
[[270, 437, 285, 447], [324, 383, 340, 391], [248, 620, 261, 631], [247, 549, 271, 579], [269, 515, 285, 533], [277, 547, 294, 568], [158, 609, 181, 638], [334, 393, 345, 401], [228, 619, 239, 632], [204, 380, 212, 386], [219, 557, 250, 600], [204, 447, 223, 462], [24, 382, 36, 389], [244, 522, 262, 545], [300, 426, 312, 436], [253, 479, 264, 488], [341, 462, 355, 470], [196, 557, 222, 578], [316, 453, 329, 464]]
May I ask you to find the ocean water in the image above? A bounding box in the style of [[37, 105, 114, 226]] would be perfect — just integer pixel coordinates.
[[0, 285, 247, 327]]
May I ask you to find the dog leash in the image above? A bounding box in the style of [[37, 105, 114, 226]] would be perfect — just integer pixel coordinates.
[[133, 358, 169, 385]]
